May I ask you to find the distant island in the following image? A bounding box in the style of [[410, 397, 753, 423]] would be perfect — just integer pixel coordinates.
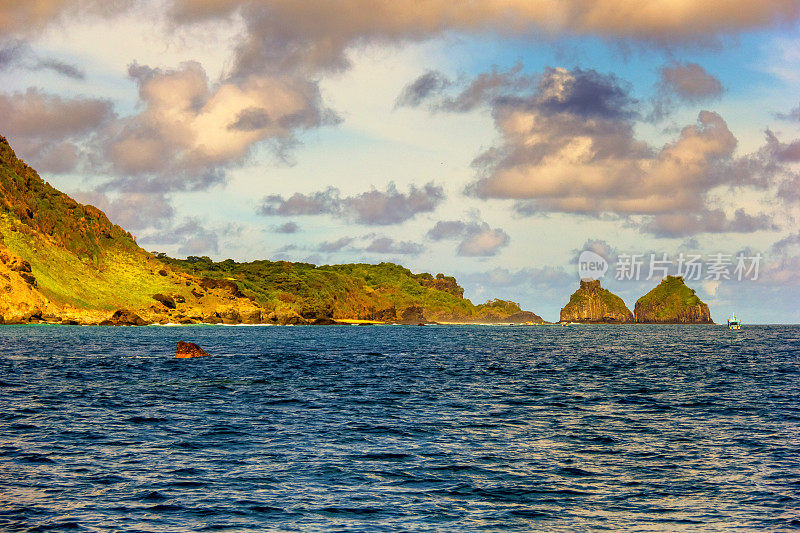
[[559, 277, 713, 324], [635, 275, 713, 324], [560, 279, 634, 324], [0, 134, 713, 326]]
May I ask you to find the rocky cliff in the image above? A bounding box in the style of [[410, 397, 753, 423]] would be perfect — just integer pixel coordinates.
[[635, 276, 713, 324], [0, 134, 265, 325], [560, 279, 634, 324]]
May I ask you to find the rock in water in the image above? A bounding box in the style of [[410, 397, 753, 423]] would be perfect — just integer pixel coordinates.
[[176, 341, 211, 358], [635, 276, 713, 324], [560, 279, 634, 324]]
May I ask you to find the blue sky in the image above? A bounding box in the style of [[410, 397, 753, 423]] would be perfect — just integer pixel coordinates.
[[1, 1, 799, 322]]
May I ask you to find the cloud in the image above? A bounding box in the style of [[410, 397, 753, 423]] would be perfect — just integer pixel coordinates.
[[273, 221, 300, 234], [399, 65, 536, 113], [427, 218, 510, 256], [163, 0, 800, 78], [776, 103, 800, 121], [457, 225, 510, 256], [343, 182, 444, 225], [71, 191, 175, 231], [227, 107, 272, 131], [777, 173, 800, 202], [141, 218, 223, 256], [395, 70, 450, 108], [427, 220, 468, 240], [650, 62, 723, 120], [4, 1, 799, 49], [643, 208, 777, 238], [97, 61, 338, 191], [257, 182, 444, 225], [0, 87, 114, 174], [258, 188, 337, 216], [660, 62, 724, 102], [0, 2, 133, 33], [0, 87, 113, 138], [0, 39, 27, 69], [364, 237, 424, 255], [400, 65, 630, 117], [34, 57, 85, 79], [771, 231, 800, 255], [0, 39, 84, 78], [416, 66, 786, 236], [766, 129, 800, 163], [574, 239, 619, 264], [460, 266, 572, 288], [763, 130, 800, 202], [318, 237, 353, 253]]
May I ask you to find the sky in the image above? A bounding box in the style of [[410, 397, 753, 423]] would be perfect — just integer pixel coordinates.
[[1, 1, 799, 323]]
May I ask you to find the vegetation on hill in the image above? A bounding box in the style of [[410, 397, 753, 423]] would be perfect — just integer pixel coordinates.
[[560, 279, 634, 323], [159, 255, 539, 322], [0, 134, 263, 325], [0, 136, 136, 261], [635, 276, 712, 324], [0, 136, 192, 312]]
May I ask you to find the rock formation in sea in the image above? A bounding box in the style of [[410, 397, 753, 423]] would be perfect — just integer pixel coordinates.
[[635, 276, 713, 324], [176, 341, 211, 358], [560, 279, 634, 324]]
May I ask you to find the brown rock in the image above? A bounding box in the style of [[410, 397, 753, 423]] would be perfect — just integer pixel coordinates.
[[560, 279, 634, 324], [8, 259, 32, 273], [505, 311, 547, 324], [264, 309, 308, 325], [99, 309, 148, 326], [153, 293, 176, 309], [399, 305, 425, 324], [199, 278, 245, 298], [203, 313, 222, 324], [219, 308, 241, 324], [239, 308, 262, 324], [176, 341, 211, 358], [370, 306, 397, 321]]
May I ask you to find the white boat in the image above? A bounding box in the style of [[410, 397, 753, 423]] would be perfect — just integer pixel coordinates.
[[727, 313, 741, 330]]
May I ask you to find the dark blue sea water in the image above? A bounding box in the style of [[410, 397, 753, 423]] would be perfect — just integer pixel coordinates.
[[0, 324, 799, 532]]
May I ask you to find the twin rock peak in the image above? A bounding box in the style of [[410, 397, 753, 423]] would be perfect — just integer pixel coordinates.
[[560, 275, 712, 324]]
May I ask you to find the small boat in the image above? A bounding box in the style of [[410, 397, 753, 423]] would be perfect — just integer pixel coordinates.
[[727, 313, 741, 330]]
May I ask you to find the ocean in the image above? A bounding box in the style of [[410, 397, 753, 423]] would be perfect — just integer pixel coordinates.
[[0, 324, 798, 531]]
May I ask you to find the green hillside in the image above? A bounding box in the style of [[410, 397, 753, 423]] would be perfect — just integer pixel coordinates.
[[0, 135, 195, 312], [635, 276, 712, 323], [160, 256, 535, 322]]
